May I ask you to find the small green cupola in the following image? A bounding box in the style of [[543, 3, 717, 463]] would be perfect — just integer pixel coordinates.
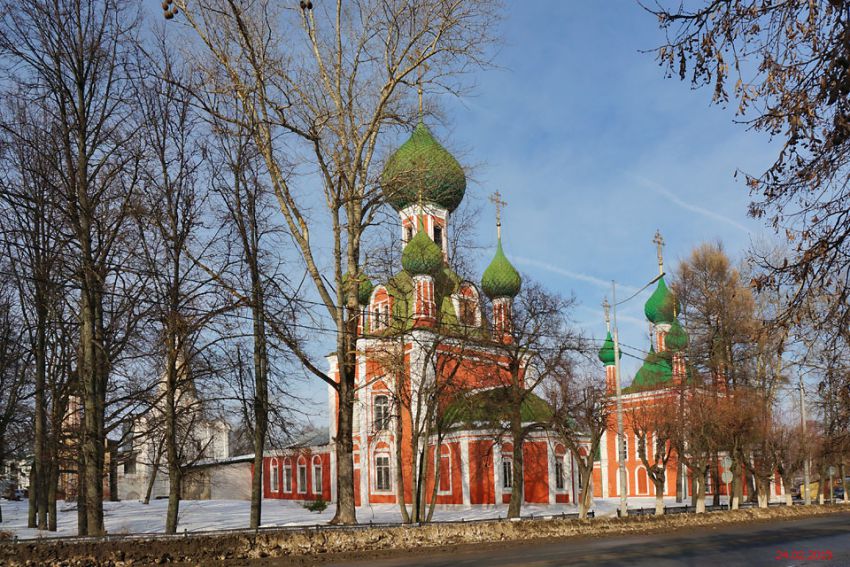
[[481, 238, 522, 299], [644, 277, 680, 325], [343, 271, 375, 305], [665, 318, 689, 352], [598, 331, 620, 366], [381, 122, 467, 212], [402, 225, 443, 276]]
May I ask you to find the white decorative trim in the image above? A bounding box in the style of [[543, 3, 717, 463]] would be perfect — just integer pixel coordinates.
[[436, 445, 453, 496], [460, 438, 471, 507], [547, 441, 555, 505], [600, 430, 609, 498], [494, 449, 503, 505]]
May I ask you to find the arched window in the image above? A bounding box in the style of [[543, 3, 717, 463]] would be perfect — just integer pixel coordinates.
[[375, 453, 392, 491], [502, 458, 513, 490], [283, 458, 292, 493], [374, 395, 390, 431], [313, 456, 323, 494], [455, 283, 480, 327], [270, 458, 279, 493], [555, 445, 566, 491], [433, 225, 443, 250], [297, 456, 308, 494]]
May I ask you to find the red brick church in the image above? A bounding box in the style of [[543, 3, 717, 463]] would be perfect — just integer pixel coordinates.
[[259, 122, 577, 508]]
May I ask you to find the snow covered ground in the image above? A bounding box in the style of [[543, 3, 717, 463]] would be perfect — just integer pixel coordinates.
[[0, 496, 716, 540]]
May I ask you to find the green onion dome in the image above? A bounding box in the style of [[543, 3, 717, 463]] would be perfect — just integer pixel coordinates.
[[665, 318, 689, 352], [380, 122, 467, 212], [343, 271, 375, 305], [644, 277, 680, 324], [481, 238, 522, 299], [598, 331, 620, 366], [631, 346, 673, 390], [401, 228, 443, 276]]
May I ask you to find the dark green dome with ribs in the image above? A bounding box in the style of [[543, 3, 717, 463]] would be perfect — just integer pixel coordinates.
[[381, 122, 467, 212]]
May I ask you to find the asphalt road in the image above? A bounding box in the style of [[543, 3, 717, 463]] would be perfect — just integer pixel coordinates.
[[319, 511, 850, 567]]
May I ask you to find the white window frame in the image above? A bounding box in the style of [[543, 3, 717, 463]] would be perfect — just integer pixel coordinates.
[[270, 458, 279, 493], [312, 456, 323, 495], [374, 394, 390, 431], [554, 456, 565, 491], [374, 453, 392, 492], [283, 459, 292, 493], [297, 459, 308, 494]]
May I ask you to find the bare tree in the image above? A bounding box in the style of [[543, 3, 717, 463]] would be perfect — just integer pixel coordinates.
[[0, 0, 144, 535], [472, 282, 578, 519], [548, 369, 610, 519], [628, 398, 676, 515], [169, 0, 499, 524]]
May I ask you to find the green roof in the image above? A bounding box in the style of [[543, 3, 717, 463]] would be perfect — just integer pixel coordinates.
[[665, 318, 689, 352], [644, 277, 679, 324], [444, 387, 553, 428], [381, 122, 466, 212], [401, 227, 443, 276], [598, 331, 620, 366], [481, 238, 522, 299], [627, 346, 673, 392]]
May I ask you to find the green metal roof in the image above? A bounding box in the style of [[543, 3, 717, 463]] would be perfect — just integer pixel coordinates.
[[481, 238, 522, 299], [627, 346, 673, 392], [665, 318, 689, 352], [598, 331, 619, 366], [444, 387, 553, 428], [381, 122, 466, 212], [401, 228, 443, 276], [644, 277, 679, 324]]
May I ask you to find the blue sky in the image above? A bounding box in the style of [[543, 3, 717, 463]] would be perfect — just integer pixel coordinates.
[[434, 2, 776, 376], [259, 2, 779, 423]]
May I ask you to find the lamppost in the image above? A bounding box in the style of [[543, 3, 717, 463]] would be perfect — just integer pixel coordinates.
[[607, 230, 667, 518]]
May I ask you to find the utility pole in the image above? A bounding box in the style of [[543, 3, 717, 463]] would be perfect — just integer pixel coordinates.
[[800, 378, 810, 506], [611, 280, 628, 518]]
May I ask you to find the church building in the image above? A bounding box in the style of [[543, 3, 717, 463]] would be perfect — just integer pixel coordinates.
[[261, 122, 579, 508]]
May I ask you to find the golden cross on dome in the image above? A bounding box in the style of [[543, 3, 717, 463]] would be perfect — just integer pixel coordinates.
[[653, 229, 665, 275], [489, 191, 507, 238], [602, 297, 611, 332]]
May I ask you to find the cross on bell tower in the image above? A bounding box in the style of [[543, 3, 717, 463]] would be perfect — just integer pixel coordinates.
[[489, 191, 507, 239], [653, 229, 665, 276]]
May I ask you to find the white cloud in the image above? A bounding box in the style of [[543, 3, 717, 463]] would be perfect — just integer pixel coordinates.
[[634, 175, 751, 234], [513, 256, 640, 294]]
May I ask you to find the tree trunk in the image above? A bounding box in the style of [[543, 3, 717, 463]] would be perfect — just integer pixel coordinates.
[[675, 460, 683, 503], [77, 447, 88, 536], [694, 468, 706, 513], [165, 379, 181, 534], [395, 422, 410, 524], [654, 477, 665, 515], [756, 476, 769, 508], [731, 460, 741, 510], [27, 463, 36, 528], [48, 458, 58, 531], [330, 324, 357, 525], [841, 463, 847, 504], [711, 458, 720, 507], [144, 453, 161, 505], [34, 300, 48, 530], [507, 421, 524, 519], [578, 465, 593, 520], [249, 296, 269, 530], [80, 280, 107, 536]]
